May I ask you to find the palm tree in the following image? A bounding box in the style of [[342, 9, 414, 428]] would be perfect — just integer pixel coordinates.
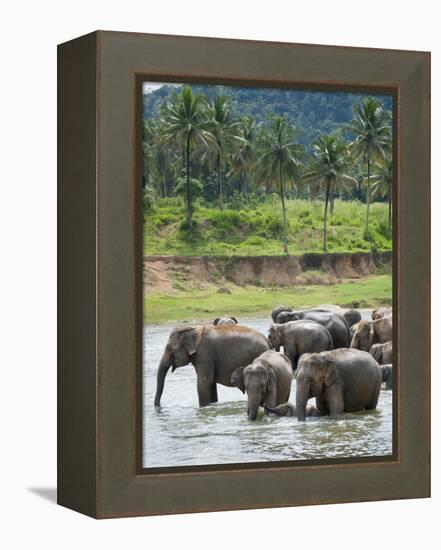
[[162, 86, 216, 229], [142, 120, 156, 189], [256, 116, 304, 254], [208, 95, 242, 210], [304, 135, 357, 252], [370, 156, 393, 230], [230, 116, 255, 205], [347, 97, 392, 236]]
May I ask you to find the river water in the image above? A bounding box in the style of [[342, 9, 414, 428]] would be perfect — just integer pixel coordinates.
[[143, 315, 393, 468]]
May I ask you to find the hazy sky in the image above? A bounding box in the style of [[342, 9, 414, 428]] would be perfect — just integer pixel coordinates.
[[143, 82, 179, 94]]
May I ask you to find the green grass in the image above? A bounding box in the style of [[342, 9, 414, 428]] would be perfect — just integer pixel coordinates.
[[144, 273, 392, 324], [143, 197, 392, 256]]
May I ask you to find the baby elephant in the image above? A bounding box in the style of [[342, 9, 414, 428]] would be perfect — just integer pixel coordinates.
[[213, 316, 238, 326], [264, 402, 321, 417], [369, 341, 392, 365], [380, 364, 393, 390], [231, 350, 292, 421], [268, 320, 334, 370]]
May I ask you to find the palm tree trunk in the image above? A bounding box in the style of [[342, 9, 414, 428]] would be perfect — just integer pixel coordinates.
[[243, 174, 248, 206], [185, 134, 192, 229], [323, 180, 330, 252], [329, 182, 335, 219], [163, 173, 167, 198], [365, 154, 371, 236], [388, 182, 392, 231], [279, 159, 289, 255], [217, 151, 223, 211]]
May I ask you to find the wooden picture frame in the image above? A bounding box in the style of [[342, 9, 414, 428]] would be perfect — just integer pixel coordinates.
[[58, 30, 430, 518]]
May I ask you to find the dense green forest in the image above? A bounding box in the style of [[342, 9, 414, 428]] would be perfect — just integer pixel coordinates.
[[142, 84, 393, 255], [143, 84, 392, 146]]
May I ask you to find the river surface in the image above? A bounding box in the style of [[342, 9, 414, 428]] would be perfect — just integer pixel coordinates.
[[143, 314, 393, 468]]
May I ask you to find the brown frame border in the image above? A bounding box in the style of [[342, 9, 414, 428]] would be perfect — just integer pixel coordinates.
[[58, 31, 430, 518]]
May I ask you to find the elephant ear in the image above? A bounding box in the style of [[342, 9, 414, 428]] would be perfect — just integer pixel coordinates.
[[231, 367, 246, 393], [181, 326, 205, 356], [264, 366, 277, 394], [323, 360, 339, 387], [369, 322, 377, 345], [213, 318, 220, 326]]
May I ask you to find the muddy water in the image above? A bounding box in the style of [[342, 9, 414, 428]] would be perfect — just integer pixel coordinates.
[[143, 315, 392, 468]]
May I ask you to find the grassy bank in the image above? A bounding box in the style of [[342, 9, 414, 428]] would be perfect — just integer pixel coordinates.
[[144, 273, 391, 324], [144, 198, 392, 257]]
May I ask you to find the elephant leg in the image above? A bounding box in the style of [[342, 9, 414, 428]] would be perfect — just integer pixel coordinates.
[[325, 384, 344, 416], [210, 382, 218, 403], [366, 378, 381, 409], [315, 395, 329, 416], [196, 367, 215, 407]]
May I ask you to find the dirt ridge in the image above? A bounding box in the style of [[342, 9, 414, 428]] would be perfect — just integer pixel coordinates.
[[143, 251, 392, 294]]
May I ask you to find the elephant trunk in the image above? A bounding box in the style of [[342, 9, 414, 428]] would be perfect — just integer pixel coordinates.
[[296, 382, 310, 422], [247, 395, 261, 421], [154, 353, 172, 407]]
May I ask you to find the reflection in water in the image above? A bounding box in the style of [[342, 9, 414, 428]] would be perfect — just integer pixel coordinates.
[[143, 317, 393, 468]]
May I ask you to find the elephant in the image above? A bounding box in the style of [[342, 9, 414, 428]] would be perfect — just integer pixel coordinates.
[[349, 322, 359, 338], [267, 320, 334, 369], [213, 316, 238, 326], [343, 309, 362, 328], [350, 317, 393, 352], [369, 341, 393, 365], [264, 402, 321, 417], [154, 324, 270, 407], [271, 305, 293, 323], [230, 350, 292, 420], [372, 307, 392, 321], [380, 364, 393, 390], [295, 348, 382, 421], [276, 308, 351, 349]]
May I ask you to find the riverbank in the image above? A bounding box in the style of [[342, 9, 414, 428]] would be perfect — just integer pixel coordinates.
[[143, 251, 392, 294], [144, 273, 392, 324]]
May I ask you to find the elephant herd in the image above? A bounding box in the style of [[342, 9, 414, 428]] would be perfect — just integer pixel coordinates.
[[154, 305, 393, 422]]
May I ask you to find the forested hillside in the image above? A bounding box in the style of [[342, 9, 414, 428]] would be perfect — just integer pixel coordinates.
[[143, 84, 392, 146]]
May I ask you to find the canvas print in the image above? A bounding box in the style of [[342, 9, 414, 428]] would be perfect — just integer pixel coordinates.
[[141, 81, 393, 468]]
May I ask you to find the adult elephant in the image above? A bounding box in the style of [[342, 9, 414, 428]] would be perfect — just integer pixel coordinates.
[[276, 309, 351, 349], [369, 341, 393, 365], [343, 309, 362, 328], [295, 349, 382, 421], [268, 320, 334, 369], [213, 316, 238, 326], [351, 317, 392, 352], [372, 307, 392, 320], [154, 324, 270, 407], [271, 305, 292, 323], [230, 351, 292, 420]]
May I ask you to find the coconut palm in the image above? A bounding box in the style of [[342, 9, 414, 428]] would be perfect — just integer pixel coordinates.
[[347, 97, 392, 236], [230, 116, 255, 205], [208, 95, 242, 210], [256, 116, 304, 254], [370, 156, 393, 230], [142, 120, 156, 189], [304, 135, 357, 252], [162, 86, 216, 229]]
